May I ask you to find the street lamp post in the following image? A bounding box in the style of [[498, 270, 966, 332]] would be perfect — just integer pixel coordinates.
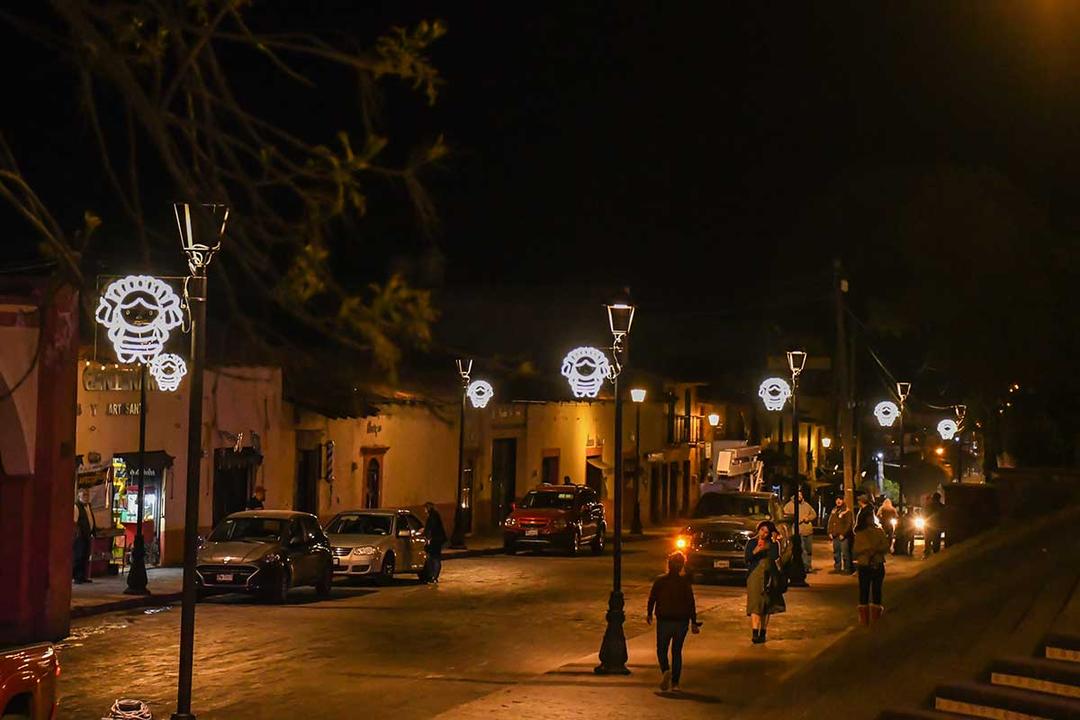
[[595, 295, 634, 676], [172, 202, 227, 720], [449, 362, 493, 548], [896, 382, 911, 509], [125, 362, 150, 595], [786, 350, 809, 588], [630, 388, 646, 535]]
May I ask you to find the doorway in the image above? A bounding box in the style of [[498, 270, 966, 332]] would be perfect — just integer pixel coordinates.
[[213, 451, 253, 526], [585, 460, 604, 497], [363, 457, 382, 508], [541, 454, 559, 485], [682, 460, 692, 515], [649, 464, 660, 525], [491, 439, 517, 527], [295, 447, 320, 514], [460, 453, 476, 534]]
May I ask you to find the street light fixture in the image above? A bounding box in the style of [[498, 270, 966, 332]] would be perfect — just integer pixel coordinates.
[[595, 293, 634, 676], [707, 412, 720, 428], [630, 388, 646, 535], [785, 350, 808, 588], [451, 361, 493, 549], [172, 202, 227, 720], [821, 436, 833, 449]]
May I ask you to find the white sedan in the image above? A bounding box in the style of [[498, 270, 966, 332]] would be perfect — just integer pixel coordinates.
[[324, 509, 429, 584]]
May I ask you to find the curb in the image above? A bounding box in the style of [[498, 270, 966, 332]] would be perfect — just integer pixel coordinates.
[[71, 591, 183, 619]]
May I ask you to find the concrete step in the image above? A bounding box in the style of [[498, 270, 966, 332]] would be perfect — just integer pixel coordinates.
[[989, 656, 1080, 699], [1045, 633, 1080, 664], [878, 710, 978, 720], [934, 680, 1080, 719]]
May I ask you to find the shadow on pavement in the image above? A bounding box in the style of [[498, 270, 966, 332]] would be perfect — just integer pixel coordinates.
[[655, 690, 724, 704]]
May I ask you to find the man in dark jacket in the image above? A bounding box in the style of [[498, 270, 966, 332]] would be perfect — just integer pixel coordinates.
[[73, 488, 98, 584], [423, 502, 447, 584], [923, 492, 945, 557], [246, 485, 266, 510], [646, 552, 700, 693]]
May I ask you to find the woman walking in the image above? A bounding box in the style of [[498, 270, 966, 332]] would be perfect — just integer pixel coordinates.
[[745, 520, 785, 644], [853, 506, 889, 626], [646, 552, 701, 692]]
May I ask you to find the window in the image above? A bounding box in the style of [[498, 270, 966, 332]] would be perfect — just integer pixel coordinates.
[[404, 514, 424, 533], [364, 458, 381, 509], [208, 517, 285, 542], [325, 513, 393, 535], [519, 491, 576, 510], [302, 516, 324, 542]]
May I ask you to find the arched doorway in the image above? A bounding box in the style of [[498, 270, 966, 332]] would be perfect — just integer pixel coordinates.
[[364, 457, 381, 508]]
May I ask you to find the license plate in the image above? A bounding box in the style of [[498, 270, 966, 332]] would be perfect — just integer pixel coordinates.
[[215, 573, 234, 582], [713, 560, 730, 569], [332, 557, 341, 566], [525, 529, 539, 537]]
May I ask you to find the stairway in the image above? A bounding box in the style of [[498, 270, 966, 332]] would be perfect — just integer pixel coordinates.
[[879, 632, 1080, 720]]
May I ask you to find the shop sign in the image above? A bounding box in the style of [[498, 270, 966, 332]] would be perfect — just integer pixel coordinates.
[[106, 402, 141, 416], [83, 364, 163, 392]]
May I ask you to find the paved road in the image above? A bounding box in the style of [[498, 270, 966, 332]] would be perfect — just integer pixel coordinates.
[[56, 537, 923, 719]]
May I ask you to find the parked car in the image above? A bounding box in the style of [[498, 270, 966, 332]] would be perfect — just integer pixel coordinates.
[[675, 491, 786, 581], [503, 484, 605, 555], [323, 509, 429, 584], [196, 510, 332, 603], [0, 643, 59, 719]]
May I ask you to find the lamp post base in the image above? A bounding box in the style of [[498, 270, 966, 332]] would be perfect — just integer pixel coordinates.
[[171, 713, 196, 720], [124, 535, 151, 596], [594, 590, 630, 675]]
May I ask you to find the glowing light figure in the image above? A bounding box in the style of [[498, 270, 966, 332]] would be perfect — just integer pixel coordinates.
[[758, 377, 792, 412], [561, 347, 612, 399], [149, 353, 187, 392], [466, 380, 494, 409], [874, 401, 900, 428], [95, 275, 183, 364], [937, 418, 958, 441]]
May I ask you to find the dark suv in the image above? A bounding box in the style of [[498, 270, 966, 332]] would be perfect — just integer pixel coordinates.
[[503, 484, 605, 556], [676, 491, 785, 580]]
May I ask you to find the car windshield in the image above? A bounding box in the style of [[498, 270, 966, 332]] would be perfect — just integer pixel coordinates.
[[693, 494, 772, 519], [209, 517, 286, 542], [325, 513, 393, 535], [519, 491, 576, 510]]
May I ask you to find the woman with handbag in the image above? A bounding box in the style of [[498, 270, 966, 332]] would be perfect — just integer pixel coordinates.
[[745, 520, 786, 644], [853, 506, 889, 626]]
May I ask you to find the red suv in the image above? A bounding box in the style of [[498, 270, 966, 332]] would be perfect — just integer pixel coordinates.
[[503, 484, 605, 556], [1, 643, 59, 719]]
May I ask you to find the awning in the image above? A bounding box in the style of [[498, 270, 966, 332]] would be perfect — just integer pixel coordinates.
[[113, 450, 174, 480], [215, 446, 263, 469], [586, 457, 611, 472]]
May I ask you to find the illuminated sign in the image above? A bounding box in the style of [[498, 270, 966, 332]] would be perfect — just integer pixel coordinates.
[[758, 377, 792, 412], [561, 347, 611, 399]]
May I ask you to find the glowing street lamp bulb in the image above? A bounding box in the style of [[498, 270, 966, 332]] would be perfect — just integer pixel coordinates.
[[874, 401, 900, 428], [707, 412, 721, 427], [466, 379, 494, 409], [937, 418, 958, 441], [630, 388, 647, 403], [561, 347, 612, 399], [758, 377, 792, 412], [934, 447, 945, 456], [95, 275, 183, 364], [149, 353, 187, 392], [821, 437, 833, 449]]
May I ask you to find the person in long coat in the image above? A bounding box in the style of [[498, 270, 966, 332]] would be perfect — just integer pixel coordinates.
[[423, 501, 447, 584], [745, 520, 785, 644]]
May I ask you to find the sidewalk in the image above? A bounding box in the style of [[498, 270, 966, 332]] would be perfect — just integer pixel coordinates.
[[70, 568, 183, 618]]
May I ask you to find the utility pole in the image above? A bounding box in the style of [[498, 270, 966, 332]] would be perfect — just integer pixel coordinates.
[[833, 260, 855, 509]]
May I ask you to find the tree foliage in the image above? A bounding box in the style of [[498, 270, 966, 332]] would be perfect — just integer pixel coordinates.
[[0, 1, 446, 371]]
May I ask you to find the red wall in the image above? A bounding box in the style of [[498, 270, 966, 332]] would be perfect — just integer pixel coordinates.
[[0, 278, 78, 644]]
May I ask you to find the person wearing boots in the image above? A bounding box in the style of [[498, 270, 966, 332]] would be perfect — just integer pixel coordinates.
[[745, 520, 785, 644], [853, 506, 889, 626]]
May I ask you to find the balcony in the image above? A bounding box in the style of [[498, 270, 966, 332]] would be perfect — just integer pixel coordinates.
[[669, 415, 704, 446]]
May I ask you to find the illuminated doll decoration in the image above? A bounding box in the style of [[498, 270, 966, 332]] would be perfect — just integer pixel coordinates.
[[874, 401, 900, 428], [466, 380, 494, 409], [149, 353, 187, 392], [758, 377, 792, 412], [561, 347, 612, 399], [937, 418, 958, 441], [95, 275, 184, 364]]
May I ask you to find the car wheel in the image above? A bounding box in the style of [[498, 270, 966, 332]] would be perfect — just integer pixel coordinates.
[[268, 566, 290, 604], [590, 526, 605, 555], [314, 564, 332, 598], [377, 553, 395, 586], [567, 532, 581, 557]]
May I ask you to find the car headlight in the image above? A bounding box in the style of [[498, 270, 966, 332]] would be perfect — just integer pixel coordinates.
[[352, 546, 378, 556], [889, 518, 898, 528], [674, 535, 690, 551], [914, 517, 926, 531], [551, 519, 567, 530]]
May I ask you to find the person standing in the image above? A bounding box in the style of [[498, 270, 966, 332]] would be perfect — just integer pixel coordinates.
[[745, 520, 785, 644], [827, 497, 853, 574], [73, 488, 98, 584], [647, 552, 701, 693], [246, 485, 266, 510], [423, 501, 447, 584], [879, 497, 898, 541], [853, 506, 889, 626], [923, 491, 945, 557], [783, 489, 817, 571]]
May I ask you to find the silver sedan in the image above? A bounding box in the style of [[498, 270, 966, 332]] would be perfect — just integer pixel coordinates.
[[324, 509, 429, 584]]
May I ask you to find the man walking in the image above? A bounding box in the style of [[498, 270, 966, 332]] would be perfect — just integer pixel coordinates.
[[73, 488, 98, 584], [923, 492, 945, 557], [827, 496, 853, 574], [423, 501, 447, 584], [647, 552, 701, 693], [784, 488, 817, 571]]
